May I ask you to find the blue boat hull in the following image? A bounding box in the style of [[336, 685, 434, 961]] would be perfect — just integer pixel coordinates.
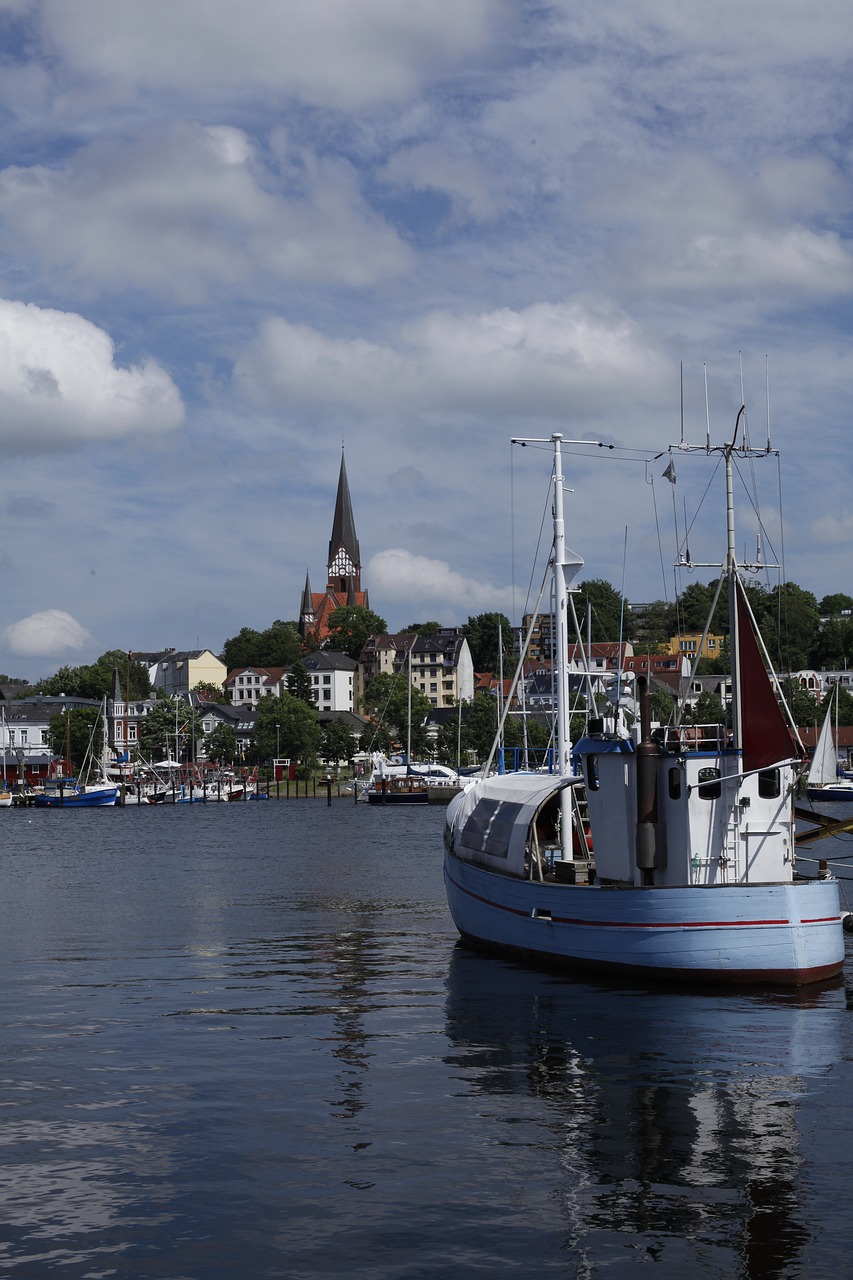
[[444, 853, 844, 985], [35, 787, 118, 807]]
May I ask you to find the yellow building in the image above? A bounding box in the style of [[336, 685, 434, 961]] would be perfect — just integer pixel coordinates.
[[668, 632, 724, 661]]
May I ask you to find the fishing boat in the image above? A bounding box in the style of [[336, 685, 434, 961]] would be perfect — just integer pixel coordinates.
[[364, 757, 429, 804], [443, 426, 845, 986], [805, 684, 853, 802]]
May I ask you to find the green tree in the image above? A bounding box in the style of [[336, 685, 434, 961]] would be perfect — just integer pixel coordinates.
[[761, 583, 820, 672], [48, 707, 103, 770], [818, 593, 853, 617], [321, 719, 357, 767], [577, 580, 635, 642], [325, 606, 388, 660], [780, 679, 823, 729], [34, 651, 150, 700], [635, 599, 677, 650], [650, 687, 677, 724], [688, 691, 726, 726], [809, 617, 853, 670], [193, 681, 226, 703], [405, 621, 441, 637], [220, 620, 303, 672], [252, 692, 322, 776], [286, 660, 314, 705], [462, 613, 513, 672], [204, 722, 238, 764], [138, 698, 204, 762], [360, 672, 433, 759]]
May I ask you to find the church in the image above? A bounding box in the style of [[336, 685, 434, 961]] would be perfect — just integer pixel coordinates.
[[299, 450, 369, 643]]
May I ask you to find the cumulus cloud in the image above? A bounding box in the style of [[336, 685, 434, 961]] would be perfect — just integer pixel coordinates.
[[234, 301, 671, 417], [2, 609, 91, 657], [0, 299, 184, 451], [0, 123, 412, 298], [368, 549, 514, 620]]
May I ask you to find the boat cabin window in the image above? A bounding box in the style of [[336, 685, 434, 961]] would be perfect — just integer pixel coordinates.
[[697, 766, 721, 799], [668, 767, 682, 800], [461, 799, 524, 859], [586, 755, 600, 792], [757, 768, 781, 799]]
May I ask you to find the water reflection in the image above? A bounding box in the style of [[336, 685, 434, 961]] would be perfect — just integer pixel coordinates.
[[444, 946, 844, 1278]]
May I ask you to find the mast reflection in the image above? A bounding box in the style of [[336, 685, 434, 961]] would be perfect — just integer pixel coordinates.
[[444, 945, 843, 1278]]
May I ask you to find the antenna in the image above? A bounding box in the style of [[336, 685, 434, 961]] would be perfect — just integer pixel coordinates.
[[680, 361, 684, 445], [703, 364, 711, 450], [765, 355, 771, 451]]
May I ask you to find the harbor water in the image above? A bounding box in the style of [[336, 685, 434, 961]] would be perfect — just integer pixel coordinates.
[[3, 799, 853, 1279]]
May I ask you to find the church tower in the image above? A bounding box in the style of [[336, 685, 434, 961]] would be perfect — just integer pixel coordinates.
[[327, 450, 361, 596], [299, 448, 369, 641]]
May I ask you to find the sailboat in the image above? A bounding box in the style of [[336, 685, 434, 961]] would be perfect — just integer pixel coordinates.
[[443, 425, 845, 986], [805, 684, 853, 802], [35, 700, 119, 807]]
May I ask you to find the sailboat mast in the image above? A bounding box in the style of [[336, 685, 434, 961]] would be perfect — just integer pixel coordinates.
[[552, 434, 573, 781], [725, 409, 746, 752]]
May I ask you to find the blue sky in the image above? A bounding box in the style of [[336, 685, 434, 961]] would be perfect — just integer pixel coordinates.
[[0, 0, 851, 681]]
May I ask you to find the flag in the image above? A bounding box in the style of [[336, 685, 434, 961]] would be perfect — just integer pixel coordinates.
[[662, 459, 676, 484]]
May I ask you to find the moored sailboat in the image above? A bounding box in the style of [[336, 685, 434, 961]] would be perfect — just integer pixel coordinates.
[[804, 684, 853, 802], [443, 426, 844, 986]]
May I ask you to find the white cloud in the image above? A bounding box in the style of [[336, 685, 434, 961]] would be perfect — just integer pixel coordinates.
[[32, 0, 502, 112], [368, 549, 514, 622], [2, 610, 91, 658], [235, 301, 671, 417], [0, 299, 184, 451], [0, 124, 412, 298]]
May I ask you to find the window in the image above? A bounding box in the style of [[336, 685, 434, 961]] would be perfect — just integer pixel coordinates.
[[758, 769, 781, 799], [430, 683, 437, 693], [20, 730, 27, 744], [586, 754, 600, 792], [668, 767, 682, 800], [323, 675, 331, 685], [697, 766, 721, 799]]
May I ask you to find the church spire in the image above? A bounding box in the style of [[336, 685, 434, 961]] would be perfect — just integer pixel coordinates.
[[299, 570, 315, 638], [327, 447, 361, 594]]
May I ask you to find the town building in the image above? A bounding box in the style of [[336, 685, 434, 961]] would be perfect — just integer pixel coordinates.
[[668, 631, 724, 661], [132, 648, 227, 697], [358, 630, 475, 709]]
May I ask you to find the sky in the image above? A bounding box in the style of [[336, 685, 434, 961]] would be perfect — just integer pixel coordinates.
[[1, 0, 852, 682]]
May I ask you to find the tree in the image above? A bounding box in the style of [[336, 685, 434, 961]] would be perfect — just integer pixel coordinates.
[[360, 672, 433, 759], [405, 621, 441, 637], [650, 687, 677, 724], [204, 723, 237, 765], [688, 691, 726, 726], [818, 593, 853, 618], [635, 599, 677, 650], [193, 681, 226, 703], [34, 651, 150, 700], [577, 580, 635, 642], [220, 620, 303, 672], [286, 660, 314, 705], [321, 719, 357, 767], [780, 679, 822, 730], [325, 605, 388, 660], [252, 692, 322, 776], [761, 583, 820, 673], [138, 698, 204, 762], [462, 613, 513, 672], [48, 706, 103, 770]]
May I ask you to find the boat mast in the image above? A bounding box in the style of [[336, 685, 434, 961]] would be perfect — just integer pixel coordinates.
[[725, 424, 741, 751], [552, 434, 574, 781]]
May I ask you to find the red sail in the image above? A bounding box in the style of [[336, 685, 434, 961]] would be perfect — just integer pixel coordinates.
[[736, 578, 801, 772]]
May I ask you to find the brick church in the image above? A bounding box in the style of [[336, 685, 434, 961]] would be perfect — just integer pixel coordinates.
[[299, 449, 369, 643]]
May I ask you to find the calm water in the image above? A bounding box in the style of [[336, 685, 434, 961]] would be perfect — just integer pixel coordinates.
[[3, 799, 853, 1280]]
